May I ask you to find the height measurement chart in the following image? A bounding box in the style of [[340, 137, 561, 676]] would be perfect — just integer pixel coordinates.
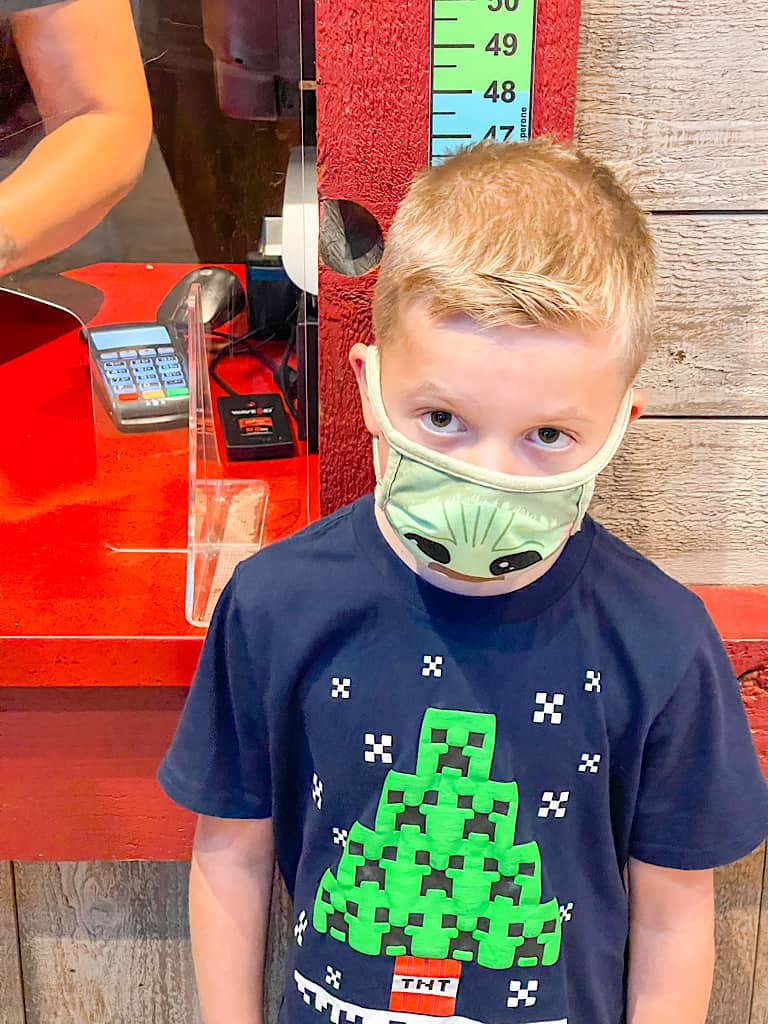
[[430, 0, 537, 163]]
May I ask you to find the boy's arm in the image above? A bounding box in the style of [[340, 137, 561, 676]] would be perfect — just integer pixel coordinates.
[[189, 815, 275, 1024], [626, 857, 714, 1024]]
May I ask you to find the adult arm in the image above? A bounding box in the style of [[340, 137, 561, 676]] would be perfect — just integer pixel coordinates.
[[190, 815, 276, 1024], [626, 857, 714, 1024], [0, 0, 152, 273]]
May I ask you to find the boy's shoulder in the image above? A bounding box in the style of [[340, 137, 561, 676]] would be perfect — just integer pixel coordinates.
[[586, 517, 713, 651], [231, 496, 372, 610], [232, 498, 710, 622]]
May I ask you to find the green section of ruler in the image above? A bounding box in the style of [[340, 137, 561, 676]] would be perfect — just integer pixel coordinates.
[[430, 0, 537, 162]]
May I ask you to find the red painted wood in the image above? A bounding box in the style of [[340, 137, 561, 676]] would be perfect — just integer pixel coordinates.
[[3, 641, 766, 861], [316, 0, 582, 517], [315, 0, 430, 512], [0, 263, 319, 855], [531, 0, 582, 141], [738, 663, 768, 778], [692, 587, 768, 647], [0, 688, 195, 861]]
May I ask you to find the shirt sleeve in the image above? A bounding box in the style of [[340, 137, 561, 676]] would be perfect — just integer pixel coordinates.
[[629, 616, 768, 870], [157, 567, 272, 818]]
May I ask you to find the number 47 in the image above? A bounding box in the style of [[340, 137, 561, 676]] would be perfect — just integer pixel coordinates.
[[484, 126, 516, 141]]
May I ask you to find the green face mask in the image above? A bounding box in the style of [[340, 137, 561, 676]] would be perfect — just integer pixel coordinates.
[[365, 345, 633, 581]]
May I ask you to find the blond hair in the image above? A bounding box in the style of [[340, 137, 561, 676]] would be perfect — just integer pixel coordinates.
[[372, 137, 656, 375]]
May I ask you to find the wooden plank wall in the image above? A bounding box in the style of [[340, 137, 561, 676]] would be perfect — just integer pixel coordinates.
[[1, 854, 766, 1023], [1, 0, 766, 1022], [0, 863, 24, 1024], [580, 1, 768, 580]]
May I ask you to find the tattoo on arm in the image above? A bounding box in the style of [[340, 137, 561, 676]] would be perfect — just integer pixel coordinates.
[[0, 224, 18, 274]]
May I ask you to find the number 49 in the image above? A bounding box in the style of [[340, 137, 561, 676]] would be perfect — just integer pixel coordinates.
[[485, 32, 518, 56]]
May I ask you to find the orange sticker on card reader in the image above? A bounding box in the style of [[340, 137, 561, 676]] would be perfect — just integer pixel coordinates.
[[240, 416, 272, 432]]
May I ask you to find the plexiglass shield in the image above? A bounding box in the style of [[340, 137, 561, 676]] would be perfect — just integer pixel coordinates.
[[0, 0, 318, 634]]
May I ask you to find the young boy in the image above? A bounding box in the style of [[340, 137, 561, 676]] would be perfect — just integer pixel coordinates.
[[158, 138, 768, 1024]]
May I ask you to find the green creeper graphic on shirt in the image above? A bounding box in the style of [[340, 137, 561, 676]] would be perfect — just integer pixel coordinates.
[[313, 709, 561, 975]]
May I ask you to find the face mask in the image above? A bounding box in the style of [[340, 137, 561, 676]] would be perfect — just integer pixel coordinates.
[[365, 344, 633, 581]]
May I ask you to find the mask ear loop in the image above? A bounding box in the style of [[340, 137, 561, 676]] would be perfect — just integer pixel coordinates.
[[372, 435, 383, 481], [367, 346, 399, 507], [570, 479, 596, 535]]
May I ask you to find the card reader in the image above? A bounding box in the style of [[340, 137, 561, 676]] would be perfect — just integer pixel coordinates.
[[83, 322, 189, 433], [217, 393, 295, 460]]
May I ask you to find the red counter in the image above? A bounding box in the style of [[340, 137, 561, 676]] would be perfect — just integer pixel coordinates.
[[1, 264, 766, 861], [1, 264, 318, 859]]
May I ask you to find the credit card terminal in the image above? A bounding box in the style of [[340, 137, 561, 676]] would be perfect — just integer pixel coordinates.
[[83, 322, 189, 432]]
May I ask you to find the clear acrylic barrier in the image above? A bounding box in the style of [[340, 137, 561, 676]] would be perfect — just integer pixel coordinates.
[[0, 0, 319, 642], [185, 281, 267, 626]]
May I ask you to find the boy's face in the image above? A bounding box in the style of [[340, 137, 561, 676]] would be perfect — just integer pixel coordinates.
[[350, 302, 645, 594]]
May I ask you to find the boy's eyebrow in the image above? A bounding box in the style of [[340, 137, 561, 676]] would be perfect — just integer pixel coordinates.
[[407, 382, 592, 422], [533, 404, 593, 423], [407, 381, 460, 404]]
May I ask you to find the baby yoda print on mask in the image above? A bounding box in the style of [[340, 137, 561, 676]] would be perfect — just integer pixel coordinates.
[[383, 472, 583, 580], [365, 345, 633, 580]]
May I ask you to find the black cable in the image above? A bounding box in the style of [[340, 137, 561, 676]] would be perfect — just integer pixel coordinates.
[[208, 339, 247, 397], [208, 334, 275, 397], [205, 298, 303, 414], [244, 337, 279, 374], [275, 327, 299, 422]]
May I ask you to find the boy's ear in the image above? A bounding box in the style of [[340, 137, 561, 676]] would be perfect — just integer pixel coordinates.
[[629, 389, 646, 423], [349, 342, 381, 436]]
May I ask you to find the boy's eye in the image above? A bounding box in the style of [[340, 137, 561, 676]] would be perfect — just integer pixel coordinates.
[[530, 426, 571, 450], [421, 410, 463, 433], [538, 427, 561, 444], [431, 411, 453, 429]]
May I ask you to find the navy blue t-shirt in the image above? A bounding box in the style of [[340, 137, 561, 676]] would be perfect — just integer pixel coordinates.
[[159, 496, 768, 1024]]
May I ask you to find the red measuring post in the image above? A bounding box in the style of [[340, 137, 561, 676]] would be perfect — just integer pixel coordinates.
[[316, 0, 581, 515]]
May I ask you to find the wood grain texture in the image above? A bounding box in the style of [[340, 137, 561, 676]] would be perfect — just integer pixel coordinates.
[[592, 419, 768, 585], [749, 844, 768, 1024], [640, 216, 768, 416], [0, 862, 24, 1024], [706, 844, 765, 1024], [575, 0, 768, 210], [9, 852, 767, 1024], [14, 861, 201, 1024]]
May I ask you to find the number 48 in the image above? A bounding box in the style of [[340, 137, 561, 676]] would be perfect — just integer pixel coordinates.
[[483, 80, 516, 103]]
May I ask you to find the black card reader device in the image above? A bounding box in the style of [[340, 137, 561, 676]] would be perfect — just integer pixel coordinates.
[[84, 322, 189, 433], [217, 393, 295, 460]]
